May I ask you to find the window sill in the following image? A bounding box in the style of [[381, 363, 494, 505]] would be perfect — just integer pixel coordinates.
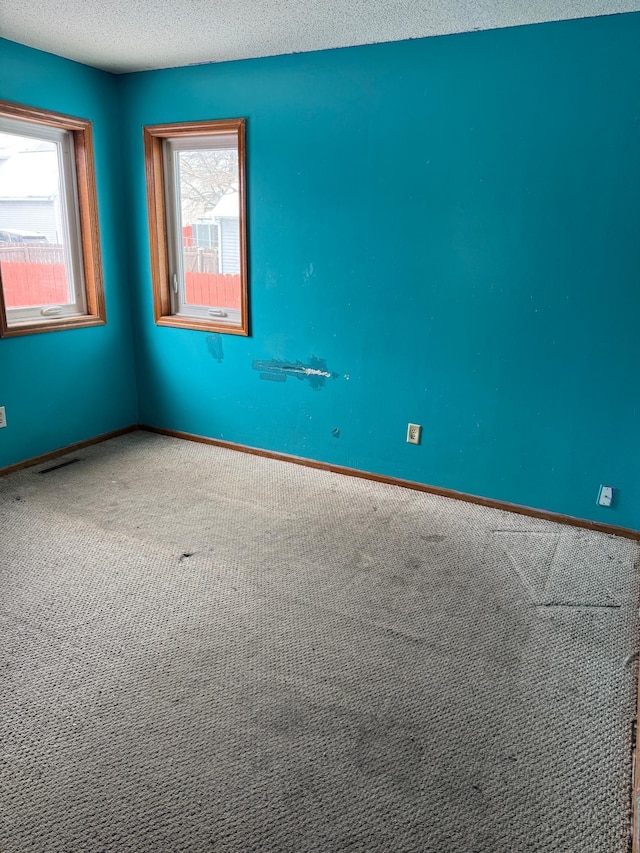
[[154, 314, 249, 336], [0, 314, 106, 338]]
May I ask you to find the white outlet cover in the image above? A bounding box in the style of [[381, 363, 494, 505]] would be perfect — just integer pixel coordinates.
[[597, 485, 614, 507], [407, 423, 421, 445], [0, 406, 6, 428]]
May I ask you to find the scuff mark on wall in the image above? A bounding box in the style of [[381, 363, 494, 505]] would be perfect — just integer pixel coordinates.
[[252, 356, 338, 389], [332, 428, 341, 438], [206, 334, 224, 363]]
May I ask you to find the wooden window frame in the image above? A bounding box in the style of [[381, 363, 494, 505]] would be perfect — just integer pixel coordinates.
[[143, 118, 249, 336], [0, 101, 105, 338]]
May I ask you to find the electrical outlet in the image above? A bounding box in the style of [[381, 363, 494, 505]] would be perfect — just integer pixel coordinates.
[[407, 423, 421, 445], [0, 406, 6, 429], [597, 485, 614, 507]]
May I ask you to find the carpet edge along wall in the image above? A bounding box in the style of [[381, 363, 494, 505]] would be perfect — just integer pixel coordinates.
[[2, 425, 639, 541]]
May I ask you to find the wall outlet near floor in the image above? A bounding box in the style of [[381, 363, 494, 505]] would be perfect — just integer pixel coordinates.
[[597, 485, 614, 507], [407, 423, 421, 445], [0, 406, 6, 429]]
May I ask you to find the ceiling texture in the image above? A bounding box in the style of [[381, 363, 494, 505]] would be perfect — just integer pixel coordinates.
[[0, 0, 639, 74]]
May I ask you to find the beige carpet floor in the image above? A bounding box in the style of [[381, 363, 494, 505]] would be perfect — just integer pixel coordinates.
[[0, 430, 637, 852]]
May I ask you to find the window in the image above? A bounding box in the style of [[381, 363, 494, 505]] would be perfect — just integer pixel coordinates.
[[144, 119, 248, 335], [0, 101, 105, 337]]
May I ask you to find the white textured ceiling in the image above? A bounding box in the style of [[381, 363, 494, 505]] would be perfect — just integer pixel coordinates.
[[1, 0, 639, 74]]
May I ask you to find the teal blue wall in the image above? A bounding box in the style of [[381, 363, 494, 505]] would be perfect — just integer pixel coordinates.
[[0, 39, 138, 467], [3, 13, 640, 530], [119, 13, 640, 530]]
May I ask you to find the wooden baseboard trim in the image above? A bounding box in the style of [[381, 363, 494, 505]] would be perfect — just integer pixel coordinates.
[[139, 424, 640, 541], [4, 422, 636, 540], [0, 425, 138, 477]]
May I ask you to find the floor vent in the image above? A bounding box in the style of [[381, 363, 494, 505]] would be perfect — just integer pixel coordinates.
[[37, 458, 81, 474]]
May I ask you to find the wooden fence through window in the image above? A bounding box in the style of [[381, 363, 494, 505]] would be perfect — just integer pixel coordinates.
[[0, 247, 240, 311]]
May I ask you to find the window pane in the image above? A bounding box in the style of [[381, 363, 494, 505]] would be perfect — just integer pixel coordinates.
[[144, 118, 247, 336], [0, 131, 76, 311], [175, 145, 241, 312]]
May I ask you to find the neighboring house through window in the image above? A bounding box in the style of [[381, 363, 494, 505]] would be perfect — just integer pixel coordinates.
[[0, 101, 105, 337]]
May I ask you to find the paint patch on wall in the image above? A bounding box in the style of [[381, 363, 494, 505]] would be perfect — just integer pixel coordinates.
[[252, 356, 338, 389], [206, 334, 224, 363]]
